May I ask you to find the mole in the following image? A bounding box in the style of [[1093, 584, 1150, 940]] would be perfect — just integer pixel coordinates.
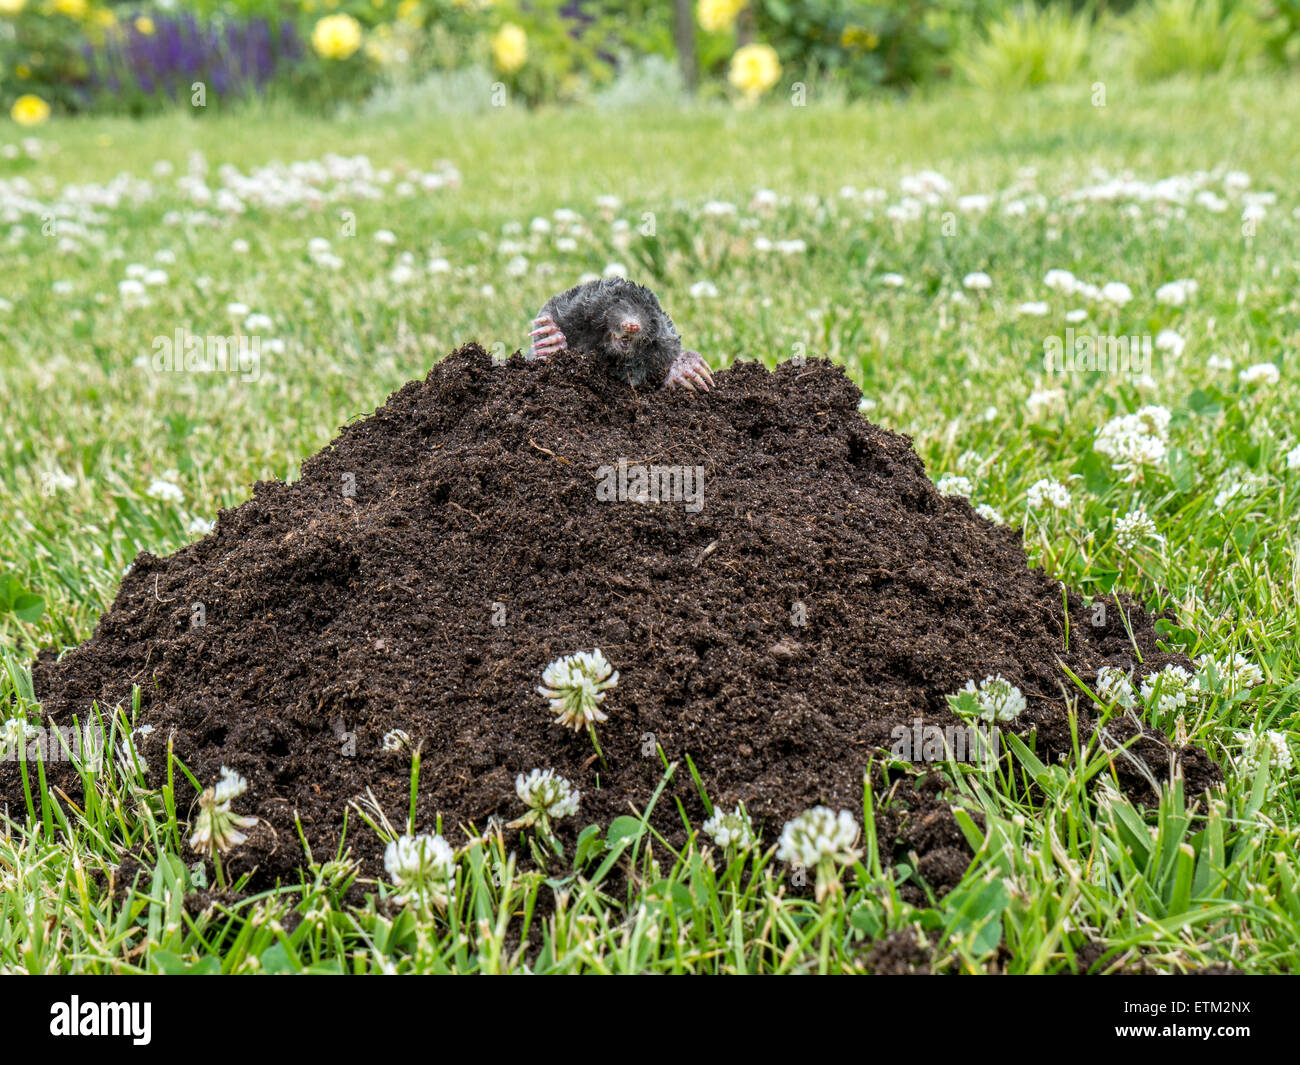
[[528, 278, 714, 391]]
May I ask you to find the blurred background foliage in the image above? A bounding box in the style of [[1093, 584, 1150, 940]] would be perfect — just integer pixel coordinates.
[[2, 0, 1298, 119]]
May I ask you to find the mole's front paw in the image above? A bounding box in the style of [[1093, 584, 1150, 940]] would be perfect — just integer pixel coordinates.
[[663, 350, 714, 392], [529, 315, 567, 360]]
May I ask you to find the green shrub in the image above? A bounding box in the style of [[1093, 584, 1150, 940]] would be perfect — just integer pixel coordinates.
[[1121, 0, 1266, 79], [956, 3, 1094, 91], [747, 0, 960, 93]]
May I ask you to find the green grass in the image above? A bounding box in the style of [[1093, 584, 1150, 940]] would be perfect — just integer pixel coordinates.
[[1, 77, 1298, 973]]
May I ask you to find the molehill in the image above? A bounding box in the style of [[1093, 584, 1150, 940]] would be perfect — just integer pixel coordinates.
[[9, 346, 1218, 888]]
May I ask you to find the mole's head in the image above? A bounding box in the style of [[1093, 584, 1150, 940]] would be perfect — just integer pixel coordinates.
[[601, 298, 652, 357]]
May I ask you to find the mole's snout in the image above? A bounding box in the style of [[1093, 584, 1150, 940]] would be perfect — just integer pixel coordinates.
[[619, 320, 642, 337]]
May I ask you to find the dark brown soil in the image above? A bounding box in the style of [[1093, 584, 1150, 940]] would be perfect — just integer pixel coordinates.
[[7, 346, 1219, 886]]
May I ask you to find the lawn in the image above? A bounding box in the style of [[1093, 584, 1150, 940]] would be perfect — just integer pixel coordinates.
[[1, 76, 1298, 973]]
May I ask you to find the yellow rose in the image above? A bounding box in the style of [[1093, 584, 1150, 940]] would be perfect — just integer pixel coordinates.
[[11, 94, 51, 126], [311, 13, 363, 59], [696, 0, 745, 34], [135, 15, 155, 35], [491, 23, 527, 73], [53, 0, 87, 17], [728, 42, 781, 101], [0, 0, 28, 16]]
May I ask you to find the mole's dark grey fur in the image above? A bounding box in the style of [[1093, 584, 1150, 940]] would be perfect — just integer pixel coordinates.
[[529, 278, 713, 391]]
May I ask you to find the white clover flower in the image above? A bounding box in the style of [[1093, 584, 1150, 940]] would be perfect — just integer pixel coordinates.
[[1286, 443, 1300, 470], [1016, 301, 1049, 317], [602, 261, 627, 278], [1043, 268, 1078, 292], [1065, 308, 1089, 324], [187, 517, 214, 535], [0, 716, 40, 760], [189, 766, 257, 857], [1155, 278, 1198, 306], [702, 805, 756, 850], [118, 726, 152, 776], [213, 766, 248, 804], [962, 271, 992, 290], [244, 312, 273, 332], [538, 649, 618, 731], [1232, 729, 1293, 798], [975, 504, 1005, 525], [381, 728, 411, 752], [1115, 507, 1162, 550], [776, 807, 861, 901], [936, 474, 973, 498], [701, 200, 738, 218], [146, 479, 184, 504], [118, 279, 149, 307], [226, 301, 250, 318], [689, 280, 719, 299], [1026, 477, 1070, 512], [857, 397, 877, 413], [1100, 281, 1133, 305], [44, 470, 76, 492], [1155, 329, 1186, 357], [1194, 653, 1264, 694], [1213, 469, 1265, 509], [1025, 388, 1065, 418], [1096, 666, 1136, 707], [1093, 408, 1171, 483], [878, 272, 905, 287], [383, 833, 456, 909], [510, 768, 580, 830], [374, 229, 397, 245], [1239, 362, 1280, 386], [958, 674, 1027, 723], [1139, 665, 1197, 714]]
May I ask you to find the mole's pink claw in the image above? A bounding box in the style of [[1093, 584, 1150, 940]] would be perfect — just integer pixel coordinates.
[[664, 350, 713, 392], [529, 315, 567, 359]]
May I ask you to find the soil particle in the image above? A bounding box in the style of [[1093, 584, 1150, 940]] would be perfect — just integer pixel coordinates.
[[6, 346, 1218, 886]]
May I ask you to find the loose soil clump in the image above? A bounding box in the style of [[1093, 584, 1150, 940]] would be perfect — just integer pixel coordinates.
[[9, 346, 1218, 885]]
